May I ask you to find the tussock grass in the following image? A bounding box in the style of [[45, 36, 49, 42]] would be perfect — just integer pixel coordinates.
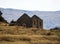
[[0, 26, 60, 44]]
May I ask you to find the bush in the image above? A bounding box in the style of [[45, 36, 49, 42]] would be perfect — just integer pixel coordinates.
[[46, 32, 51, 36]]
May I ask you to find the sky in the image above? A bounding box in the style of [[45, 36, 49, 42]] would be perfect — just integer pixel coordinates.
[[0, 0, 60, 11]]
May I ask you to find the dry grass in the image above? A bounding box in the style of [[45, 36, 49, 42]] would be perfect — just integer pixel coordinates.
[[0, 26, 60, 44]]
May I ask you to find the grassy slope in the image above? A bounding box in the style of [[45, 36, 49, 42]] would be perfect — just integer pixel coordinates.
[[0, 26, 60, 44]]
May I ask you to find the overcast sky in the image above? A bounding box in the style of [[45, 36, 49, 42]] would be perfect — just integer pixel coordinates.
[[0, 0, 60, 11]]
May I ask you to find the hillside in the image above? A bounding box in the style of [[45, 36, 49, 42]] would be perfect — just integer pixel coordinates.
[[0, 26, 60, 44], [0, 8, 60, 29]]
